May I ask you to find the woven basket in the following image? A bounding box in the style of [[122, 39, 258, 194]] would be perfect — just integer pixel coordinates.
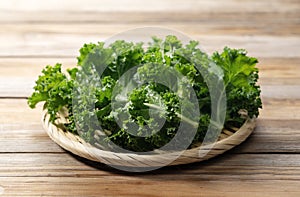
[[42, 110, 255, 168]]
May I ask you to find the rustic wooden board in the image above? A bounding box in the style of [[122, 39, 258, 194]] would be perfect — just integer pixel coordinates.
[[1, 22, 299, 36], [1, 153, 300, 177], [0, 153, 300, 196], [0, 33, 298, 57], [1, 0, 298, 12], [0, 0, 299, 196], [1, 178, 299, 197]]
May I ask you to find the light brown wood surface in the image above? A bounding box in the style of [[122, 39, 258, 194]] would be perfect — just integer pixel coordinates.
[[0, 0, 299, 196]]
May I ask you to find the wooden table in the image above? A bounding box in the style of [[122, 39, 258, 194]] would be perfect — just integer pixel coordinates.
[[0, 0, 299, 196]]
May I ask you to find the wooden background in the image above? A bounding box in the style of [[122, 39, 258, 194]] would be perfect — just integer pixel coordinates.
[[0, 0, 300, 196]]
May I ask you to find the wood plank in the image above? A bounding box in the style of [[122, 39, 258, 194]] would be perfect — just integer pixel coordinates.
[[0, 153, 300, 196], [260, 98, 300, 120], [1, 12, 298, 45], [261, 85, 300, 99], [0, 177, 298, 197], [258, 57, 300, 85], [0, 58, 75, 97], [0, 123, 63, 153], [0, 0, 298, 13], [0, 58, 75, 77], [0, 99, 42, 124], [233, 119, 300, 153], [1, 10, 298, 23], [0, 32, 298, 58], [0, 153, 300, 179], [0, 18, 298, 36]]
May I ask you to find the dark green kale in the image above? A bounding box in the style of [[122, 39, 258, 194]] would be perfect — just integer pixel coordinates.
[[28, 36, 262, 152], [212, 47, 262, 126]]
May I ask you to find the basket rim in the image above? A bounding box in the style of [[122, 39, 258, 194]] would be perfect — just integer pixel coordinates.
[[42, 110, 256, 167]]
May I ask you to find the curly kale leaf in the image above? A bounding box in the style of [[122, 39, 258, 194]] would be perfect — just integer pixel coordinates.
[[28, 64, 76, 123], [212, 47, 262, 125], [28, 36, 262, 152]]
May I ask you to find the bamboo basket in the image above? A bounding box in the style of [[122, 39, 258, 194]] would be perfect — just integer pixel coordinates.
[[42, 110, 256, 168]]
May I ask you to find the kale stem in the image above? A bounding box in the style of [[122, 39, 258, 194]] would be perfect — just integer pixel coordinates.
[[143, 103, 198, 128], [175, 112, 198, 128]]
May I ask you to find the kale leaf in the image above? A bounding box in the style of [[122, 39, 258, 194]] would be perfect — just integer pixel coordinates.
[[28, 36, 262, 152]]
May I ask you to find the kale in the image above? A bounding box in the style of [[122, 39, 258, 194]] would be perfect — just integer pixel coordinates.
[[28, 36, 262, 152]]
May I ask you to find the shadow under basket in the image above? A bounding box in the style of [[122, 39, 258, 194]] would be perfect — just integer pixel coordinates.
[[42, 110, 256, 168]]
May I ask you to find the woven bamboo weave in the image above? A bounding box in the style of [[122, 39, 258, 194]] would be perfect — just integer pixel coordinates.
[[42, 110, 256, 167]]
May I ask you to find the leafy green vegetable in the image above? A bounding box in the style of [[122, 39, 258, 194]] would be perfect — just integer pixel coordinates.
[[212, 47, 261, 126], [28, 36, 262, 152]]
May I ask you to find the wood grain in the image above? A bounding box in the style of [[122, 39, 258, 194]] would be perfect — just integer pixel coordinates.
[[0, 33, 298, 58], [0, 178, 298, 197], [1, 0, 298, 12], [0, 16, 299, 35], [2, 153, 300, 177], [0, 153, 300, 196], [0, 0, 299, 196]]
